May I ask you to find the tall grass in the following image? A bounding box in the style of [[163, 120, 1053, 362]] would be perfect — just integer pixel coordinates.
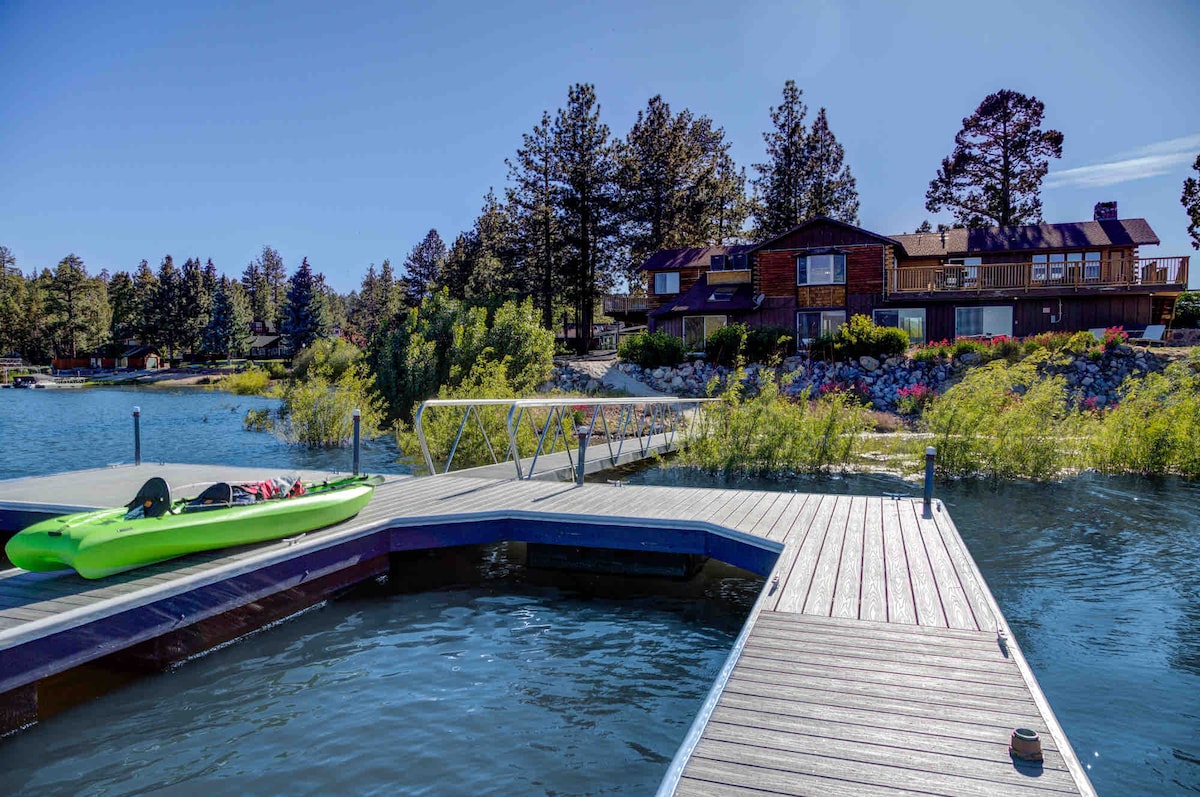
[[678, 372, 872, 476], [917, 357, 1084, 480], [1087, 358, 1200, 478]]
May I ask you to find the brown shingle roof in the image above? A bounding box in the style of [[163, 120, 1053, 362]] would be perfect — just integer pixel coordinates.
[[891, 218, 1160, 258], [639, 245, 753, 272]]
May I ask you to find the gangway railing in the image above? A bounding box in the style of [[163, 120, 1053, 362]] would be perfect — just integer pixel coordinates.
[[414, 396, 716, 479]]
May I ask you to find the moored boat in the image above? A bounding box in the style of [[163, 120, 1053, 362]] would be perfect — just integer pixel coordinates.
[[5, 474, 381, 578]]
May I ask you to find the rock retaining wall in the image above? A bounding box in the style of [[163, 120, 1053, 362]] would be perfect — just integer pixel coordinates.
[[619, 346, 1176, 412]]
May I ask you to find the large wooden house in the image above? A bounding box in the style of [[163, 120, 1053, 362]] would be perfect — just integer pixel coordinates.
[[640, 204, 1189, 348]]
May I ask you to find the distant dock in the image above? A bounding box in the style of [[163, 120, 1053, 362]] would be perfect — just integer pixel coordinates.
[[0, 465, 1094, 795]]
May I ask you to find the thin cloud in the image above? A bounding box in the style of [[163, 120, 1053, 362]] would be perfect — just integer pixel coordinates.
[[1046, 133, 1200, 189]]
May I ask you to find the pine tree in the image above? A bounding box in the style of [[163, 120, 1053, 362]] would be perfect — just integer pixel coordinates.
[[753, 80, 810, 239], [1182, 153, 1200, 250], [506, 111, 561, 329], [617, 95, 749, 275], [107, 271, 139, 343], [914, 220, 934, 234], [46, 255, 109, 359], [132, 260, 157, 344], [178, 257, 212, 359], [403, 229, 447, 306], [553, 83, 618, 353], [259, 245, 288, 325], [802, 108, 859, 224], [925, 89, 1064, 228], [241, 260, 271, 326], [0, 250, 28, 357], [204, 277, 252, 362], [351, 263, 382, 339], [281, 258, 330, 352], [147, 255, 183, 359], [442, 189, 519, 301]]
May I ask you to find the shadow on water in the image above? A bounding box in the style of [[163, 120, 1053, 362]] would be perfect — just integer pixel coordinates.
[[0, 543, 762, 796]]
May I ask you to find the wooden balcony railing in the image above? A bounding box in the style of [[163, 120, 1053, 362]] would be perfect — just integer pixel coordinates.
[[603, 294, 652, 314], [886, 256, 1189, 296]]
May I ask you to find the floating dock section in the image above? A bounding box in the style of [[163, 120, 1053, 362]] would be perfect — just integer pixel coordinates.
[[0, 465, 1094, 795]]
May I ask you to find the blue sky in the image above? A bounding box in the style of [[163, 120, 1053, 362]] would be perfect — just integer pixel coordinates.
[[2, 0, 1197, 292]]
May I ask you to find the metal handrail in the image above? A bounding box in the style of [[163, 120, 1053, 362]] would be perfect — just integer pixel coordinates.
[[414, 396, 717, 479]]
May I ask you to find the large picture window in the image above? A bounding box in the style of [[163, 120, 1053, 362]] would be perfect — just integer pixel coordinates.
[[797, 254, 846, 286], [955, 306, 1012, 338], [654, 272, 679, 294], [873, 308, 926, 344], [796, 310, 846, 342], [683, 315, 727, 350]]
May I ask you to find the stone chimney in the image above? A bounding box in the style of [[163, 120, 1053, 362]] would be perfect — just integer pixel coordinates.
[[1094, 201, 1118, 221]]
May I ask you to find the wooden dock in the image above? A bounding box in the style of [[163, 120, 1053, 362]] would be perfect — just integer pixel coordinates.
[[0, 467, 1094, 795]]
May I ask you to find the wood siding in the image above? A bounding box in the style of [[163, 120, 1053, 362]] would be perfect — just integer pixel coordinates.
[[645, 266, 704, 311], [918, 295, 1154, 341]]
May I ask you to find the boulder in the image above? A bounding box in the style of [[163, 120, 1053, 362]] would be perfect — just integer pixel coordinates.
[[859, 356, 880, 372]]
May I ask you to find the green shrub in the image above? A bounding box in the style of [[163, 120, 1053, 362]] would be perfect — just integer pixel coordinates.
[[1065, 331, 1096, 355], [705, 324, 747, 366], [617, 330, 686, 368], [1088, 358, 1200, 478], [811, 315, 908, 361], [919, 356, 1083, 480], [1174, 291, 1200, 327], [292, 338, 360, 383], [679, 375, 872, 475], [266, 361, 289, 380], [221, 368, 269, 396], [744, 326, 794, 364]]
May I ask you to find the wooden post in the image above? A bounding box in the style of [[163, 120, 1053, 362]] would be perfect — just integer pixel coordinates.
[[133, 407, 141, 466], [352, 409, 361, 476], [923, 446, 935, 519]]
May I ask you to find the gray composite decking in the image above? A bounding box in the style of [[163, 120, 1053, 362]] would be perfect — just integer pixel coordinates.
[[0, 470, 1094, 796]]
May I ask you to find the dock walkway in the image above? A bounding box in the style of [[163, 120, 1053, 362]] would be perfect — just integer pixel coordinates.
[[0, 467, 1094, 796]]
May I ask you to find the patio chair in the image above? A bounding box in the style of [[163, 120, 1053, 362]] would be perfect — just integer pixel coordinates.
[[1128, 325, 1166, 346]]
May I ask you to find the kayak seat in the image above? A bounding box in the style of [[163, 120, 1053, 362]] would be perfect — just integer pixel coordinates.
[[185, 482, 233, 512], [126, 477, 171, 519]]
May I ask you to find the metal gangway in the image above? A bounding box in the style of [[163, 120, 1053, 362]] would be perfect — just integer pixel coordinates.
[[413, 396, 716, 480]]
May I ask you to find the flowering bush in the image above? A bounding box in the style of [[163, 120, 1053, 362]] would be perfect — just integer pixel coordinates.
[[1102, 326, 1127, 351], [895, 383, 935, 415]]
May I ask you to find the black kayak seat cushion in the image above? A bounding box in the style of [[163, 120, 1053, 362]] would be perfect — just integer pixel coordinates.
[[185, 482, 233, 512], [127, 477, 171, 518]]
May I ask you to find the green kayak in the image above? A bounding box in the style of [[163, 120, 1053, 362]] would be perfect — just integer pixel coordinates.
[[5, 474, 381, 579]]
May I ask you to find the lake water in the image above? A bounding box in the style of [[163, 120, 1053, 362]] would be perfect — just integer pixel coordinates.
[[0, 386, 410, 481], [2, 387, 1198, 795]]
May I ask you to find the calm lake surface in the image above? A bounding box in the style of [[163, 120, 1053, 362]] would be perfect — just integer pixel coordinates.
[[2, 387, 1198, 795], [0, 386, 409, 480]]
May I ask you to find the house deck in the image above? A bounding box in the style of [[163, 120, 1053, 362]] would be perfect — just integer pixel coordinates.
[[0, 468, 1094, 796]]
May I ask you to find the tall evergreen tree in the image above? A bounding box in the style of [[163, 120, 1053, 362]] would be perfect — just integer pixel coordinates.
[[107, 270, 139, 343], [552, 83, 618, 353], [132, 260, 157, 343], [148, 255, 183, 359], [925, 89, 1064, 228], [351, 263, 382, 340], [378, 259, 403, 327], [204, 277, 252, 362], [753, 80, 810, 239], [403, 229, 447, 306], [802, 108, 859, 224], [506, 111, 561, 329], [281, 257, 330, 352], [1182, 153, 1200, 250], [617, 96, 749, 276], [0, 251, 28, 356], [241, 260, 271, 325], [178, 257, 212, 358], [46, 255, 109, 359], [442, 189, 519, 301], [259, 245, 288, 325]]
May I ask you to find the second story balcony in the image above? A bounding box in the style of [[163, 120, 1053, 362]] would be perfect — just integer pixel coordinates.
[[603, 294, 652, 315], [887, 256, 1189, 297]]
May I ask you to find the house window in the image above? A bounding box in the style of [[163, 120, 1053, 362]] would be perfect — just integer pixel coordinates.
[[797, 254, 846, 286], [683, 315, 727, 350], [709, 255, 727, 271], [708, 288, 736, 302], [1084, 251, 1101, 280], [946, 257, 980, 287], [797, 310, 846, 342], [1048, 253, 1066, 281], [654, 272, 679, 294], [1032, 254, 1048, 282], [873, 308, 926, 344], [955, 306, 1012, 337]]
